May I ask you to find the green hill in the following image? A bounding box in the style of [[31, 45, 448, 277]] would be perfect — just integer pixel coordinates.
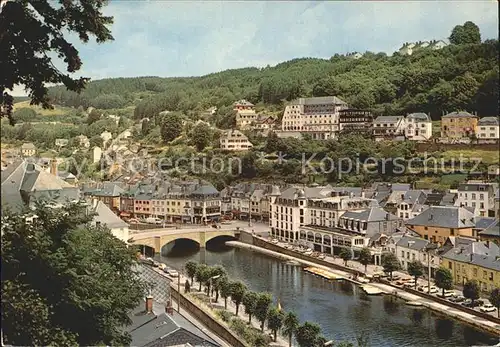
[[48, 39, 499, 120]]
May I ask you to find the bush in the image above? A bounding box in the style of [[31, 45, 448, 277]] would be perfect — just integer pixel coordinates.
[[229, 318, 272, 346], [216, 309, 232, 323]]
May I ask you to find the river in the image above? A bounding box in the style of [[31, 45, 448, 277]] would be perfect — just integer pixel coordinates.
[[154, 240, 499, 347]]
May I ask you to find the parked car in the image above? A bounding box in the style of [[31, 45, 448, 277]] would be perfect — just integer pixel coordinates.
[[166, 269, 179, 278], [152, 261, 160, 267], [449, 295, 465, 303], [271, 239, 279, 244], [403, 281, 416, 288], [480, 304, 497, 313], [158, 263, 167, 271], [419, 286, 438, 294], [438, 290, 455, 298], [145, 217, 163, 225], [462, 299, 482, 308]]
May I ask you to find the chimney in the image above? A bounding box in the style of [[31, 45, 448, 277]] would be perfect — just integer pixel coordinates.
[[146, 295, 153, 313], [50, 158, 57, 176]]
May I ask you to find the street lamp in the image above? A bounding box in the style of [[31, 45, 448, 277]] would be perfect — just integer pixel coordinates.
[[425, 243, 438, 294], [208, 274, 221, 306]]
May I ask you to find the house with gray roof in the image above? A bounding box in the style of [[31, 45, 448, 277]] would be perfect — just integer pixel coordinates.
[[84, 182, 125, 212], [1, 160, 80, 213], [372, 116, 406, 141], [20, 142, 36, 157], [405, 113, 432, 141], [477, 116, 499, 142], [455, 182, 496, 217], [479, 220, 499, 244], [391, 235, 433, 271], [441, 240, 500, 291], [406, 206, 476, 245], [88, 200, 129, 243], [126, 297, 220, 347]]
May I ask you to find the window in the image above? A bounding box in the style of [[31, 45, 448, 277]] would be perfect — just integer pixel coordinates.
[[472, 193, 476, 200], [448, 261, 452, 269], [406, 252, 410, 259], [479, 193, 484, 200], [401, 250, 405, 257]]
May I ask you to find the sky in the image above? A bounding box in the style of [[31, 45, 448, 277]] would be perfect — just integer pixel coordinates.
[[11, 1, 499, 95]]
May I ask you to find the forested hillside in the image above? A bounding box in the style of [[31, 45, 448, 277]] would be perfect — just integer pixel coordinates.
[[47, 25, 499, 121]]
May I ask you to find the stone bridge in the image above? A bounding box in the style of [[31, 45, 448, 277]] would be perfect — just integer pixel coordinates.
[[129, 227, 239, 254]]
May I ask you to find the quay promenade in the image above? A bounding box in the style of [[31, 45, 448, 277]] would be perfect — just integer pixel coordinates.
[[227, 239, 500, 337]]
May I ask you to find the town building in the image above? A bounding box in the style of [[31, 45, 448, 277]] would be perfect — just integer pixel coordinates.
[[88, 199, 129, 243], [1, 160, 81, 212], [404, 113, 432, 141], [220, 183, 278, 221], [75, 134, 90, 148], [455, 182, 497, 217], [20, 142, 36, 157], [83, 182, 125, 212], [269, 185, 378, 243], [478, 220, 499, 245], [281, 96, 348, 140], [372, 116, 406, 141], [126, 295, 220, 347], [219, 129, 253, 151], [100, 130, 113, 146], [338, 108, 373, 135], [92, 146, 103, 164], [392, 235, 430, 271], [405, 206, 476, 244], [250, 114, 277, 135], [388, 190, 429, 220], [234, 99, 258, 130], [55, 138, 69, 148], [441, 111, 479, 139], [476, 117, 499, 143], [441, 240, 500, 292]]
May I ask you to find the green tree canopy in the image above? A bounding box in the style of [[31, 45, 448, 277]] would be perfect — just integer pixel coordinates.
[[358, 248, 372, 274], [185, 261, 199, 286], [407, 260, 425, 289], [230, 281, 247, 316], [0, 0, 113, 124], [267, 306, 285, 342], [160, 112, 183, 143], [490, 288, 500, 318], [434, 267, 453, 296], [382, 252, 401, 280], [282, 311, 300, 347], [462, 280, 480, 305], [255, 292, 273, 332], [1, 203, 145, 346], [449, 21, 481, 45], [339, 248, 353, 267], [190, 122, 213, 151], [242, 291, 259, 324], [295, 321, 323, 347]]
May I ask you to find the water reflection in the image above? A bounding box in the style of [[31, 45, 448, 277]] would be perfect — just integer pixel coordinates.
[[156, 247, 498, 347], [435, 318, 454, 340]]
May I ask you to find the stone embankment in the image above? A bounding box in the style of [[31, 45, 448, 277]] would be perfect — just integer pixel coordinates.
[[227, 239, 500, 336]]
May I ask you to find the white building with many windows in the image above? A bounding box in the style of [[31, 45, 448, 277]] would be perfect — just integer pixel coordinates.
[[405, 113, 433, 141], [455, 182, 497, 217], [477, 117, 499, 143], [269, 185, 377, 242], [281, 96, 348, 140]]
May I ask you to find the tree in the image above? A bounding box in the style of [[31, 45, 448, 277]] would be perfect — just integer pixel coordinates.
[[13, 107, 37, 122], [194, 264, 209, 292], [1, 203, 145, 346], [339, 248, 352, 267], [295, 321, 323, 347], [87, 109, 101, 125], [0, 0, 114, 125], [407, 260, 425, 289], [358, 248, 372, 273], [434, 267, 453, 297], [190, 122, 213, 151], [242, 291, 259, 324], [489, 288, 500, 318], [382, 252, 401, 280], [267, 306, 284, 342], [230, 281, 247, 316], [282, 311, 299, 347], [211, 265, 227, 301], [463, 280, 480, 307], [255, 292, 273, 332], [219, 276, 231, 310], [185, 261, 198, 286], [449, 21, 481, 45], [160, 112, 183, 143]]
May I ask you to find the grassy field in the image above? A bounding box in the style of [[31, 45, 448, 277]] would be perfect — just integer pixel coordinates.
[[441, 150, 499, 165], [13, 100, 72, 116]]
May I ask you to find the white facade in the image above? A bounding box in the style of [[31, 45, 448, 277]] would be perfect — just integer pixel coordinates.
[[281, 96, 348, 140], [477, 117, 499, 141], [100, 131, 113, 145], [92, 146, 103, 164], [405, 113, 432, 141], [269, 186, 376, 242], [372, 116, 406, 140], [219, 130, 253, 151], [455, 183, 496, 217]]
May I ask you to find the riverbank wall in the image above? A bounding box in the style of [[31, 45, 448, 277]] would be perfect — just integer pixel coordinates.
[[230, 238, 500, 336]]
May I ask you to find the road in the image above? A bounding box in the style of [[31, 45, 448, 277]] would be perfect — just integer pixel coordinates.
[[130, 220, 270, 240]]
